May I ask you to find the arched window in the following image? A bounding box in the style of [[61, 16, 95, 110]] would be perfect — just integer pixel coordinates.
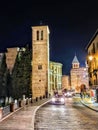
[[37, 31, 39, 40], [41, 30, 43, 40]]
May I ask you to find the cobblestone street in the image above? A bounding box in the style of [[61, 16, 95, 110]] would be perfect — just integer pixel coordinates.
[[35, 98, 98, 130]]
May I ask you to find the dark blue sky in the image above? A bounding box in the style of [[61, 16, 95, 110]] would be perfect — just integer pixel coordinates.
[[0, 1, 98, 74]]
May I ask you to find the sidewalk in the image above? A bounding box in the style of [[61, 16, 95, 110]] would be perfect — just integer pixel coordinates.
[[0, 98, 51, 130], [80, 98, 98, 112]]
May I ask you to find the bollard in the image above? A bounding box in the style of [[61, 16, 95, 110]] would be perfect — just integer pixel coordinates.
[[36, 97, 38, 102], [31, 98, 33, 103], [40, 96, 42, 100], [19, 100, 21, 107], [10, 103, 14, 112], [43, 95, 45, 99]]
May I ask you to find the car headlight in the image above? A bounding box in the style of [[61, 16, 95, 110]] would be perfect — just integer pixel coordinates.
[[61, 98, 64, 102], [52, 98, 55, 102]]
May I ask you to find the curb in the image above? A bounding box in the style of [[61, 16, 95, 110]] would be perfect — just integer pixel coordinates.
[[80, 100, 98, 112]]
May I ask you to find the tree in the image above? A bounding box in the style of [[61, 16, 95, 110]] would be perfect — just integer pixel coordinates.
[[11, 44, 32, 99], [6, 69, 12, 97], [0, 53, 7, 98]]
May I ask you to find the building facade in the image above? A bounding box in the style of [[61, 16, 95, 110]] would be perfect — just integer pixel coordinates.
[[62, 75, 70, 90], [86, 29, 98, 87], [49, 61, 63, 95], [32, 26, 50, 99], [5, 48, 18, 73], [70, 55, 89, 92]]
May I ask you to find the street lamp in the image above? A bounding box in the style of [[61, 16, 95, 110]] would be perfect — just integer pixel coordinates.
[[88, 55, 93, 61]]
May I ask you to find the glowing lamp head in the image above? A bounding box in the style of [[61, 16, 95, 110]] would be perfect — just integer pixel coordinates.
[[89, 55, 93, 61]]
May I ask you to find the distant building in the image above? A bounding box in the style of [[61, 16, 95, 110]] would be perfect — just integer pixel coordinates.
[[70, 55, 89, 92], [49, 61, 63, 95], [5, 48, 18, 73], [85, 29, 98, 88], [62, 75, 70, 90], [5, 47, 25, 74]]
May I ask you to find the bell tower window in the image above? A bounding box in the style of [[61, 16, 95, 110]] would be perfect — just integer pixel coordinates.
[[41, 30, 43, 40], [37, 31, 39, 40]]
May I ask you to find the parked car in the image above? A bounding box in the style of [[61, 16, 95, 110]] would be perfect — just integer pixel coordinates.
[[50, 94, 65, 105]]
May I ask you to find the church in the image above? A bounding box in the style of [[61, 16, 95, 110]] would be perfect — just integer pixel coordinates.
[[70, 55, 89, 93]]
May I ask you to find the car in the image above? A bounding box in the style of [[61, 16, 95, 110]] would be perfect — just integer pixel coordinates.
[[64, 91, 72, 97], [64, 91, 75, 97], [51, 94, 65, 105]]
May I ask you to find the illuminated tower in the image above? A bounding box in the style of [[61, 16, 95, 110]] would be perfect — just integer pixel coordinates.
[[31, 25, 50, 99], [70, 54, 89, 92], [72, 55, 80, 69]]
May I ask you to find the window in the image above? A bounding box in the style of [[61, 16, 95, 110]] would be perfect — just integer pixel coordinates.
[[38, 65, 42, 70], [41, 30, 43, 40], [93, 43, 95, 54], [97, 42, 98, 49], [36, 30, 43, 40], [37, 31, 39, 40], [74, 64, 75, 68]]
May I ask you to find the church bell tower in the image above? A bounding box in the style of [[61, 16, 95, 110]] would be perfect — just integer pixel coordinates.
[[31, 25, 50, 99]]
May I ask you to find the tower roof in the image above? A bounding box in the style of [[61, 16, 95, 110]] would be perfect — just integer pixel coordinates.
[[72, 55, 79, 64]]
